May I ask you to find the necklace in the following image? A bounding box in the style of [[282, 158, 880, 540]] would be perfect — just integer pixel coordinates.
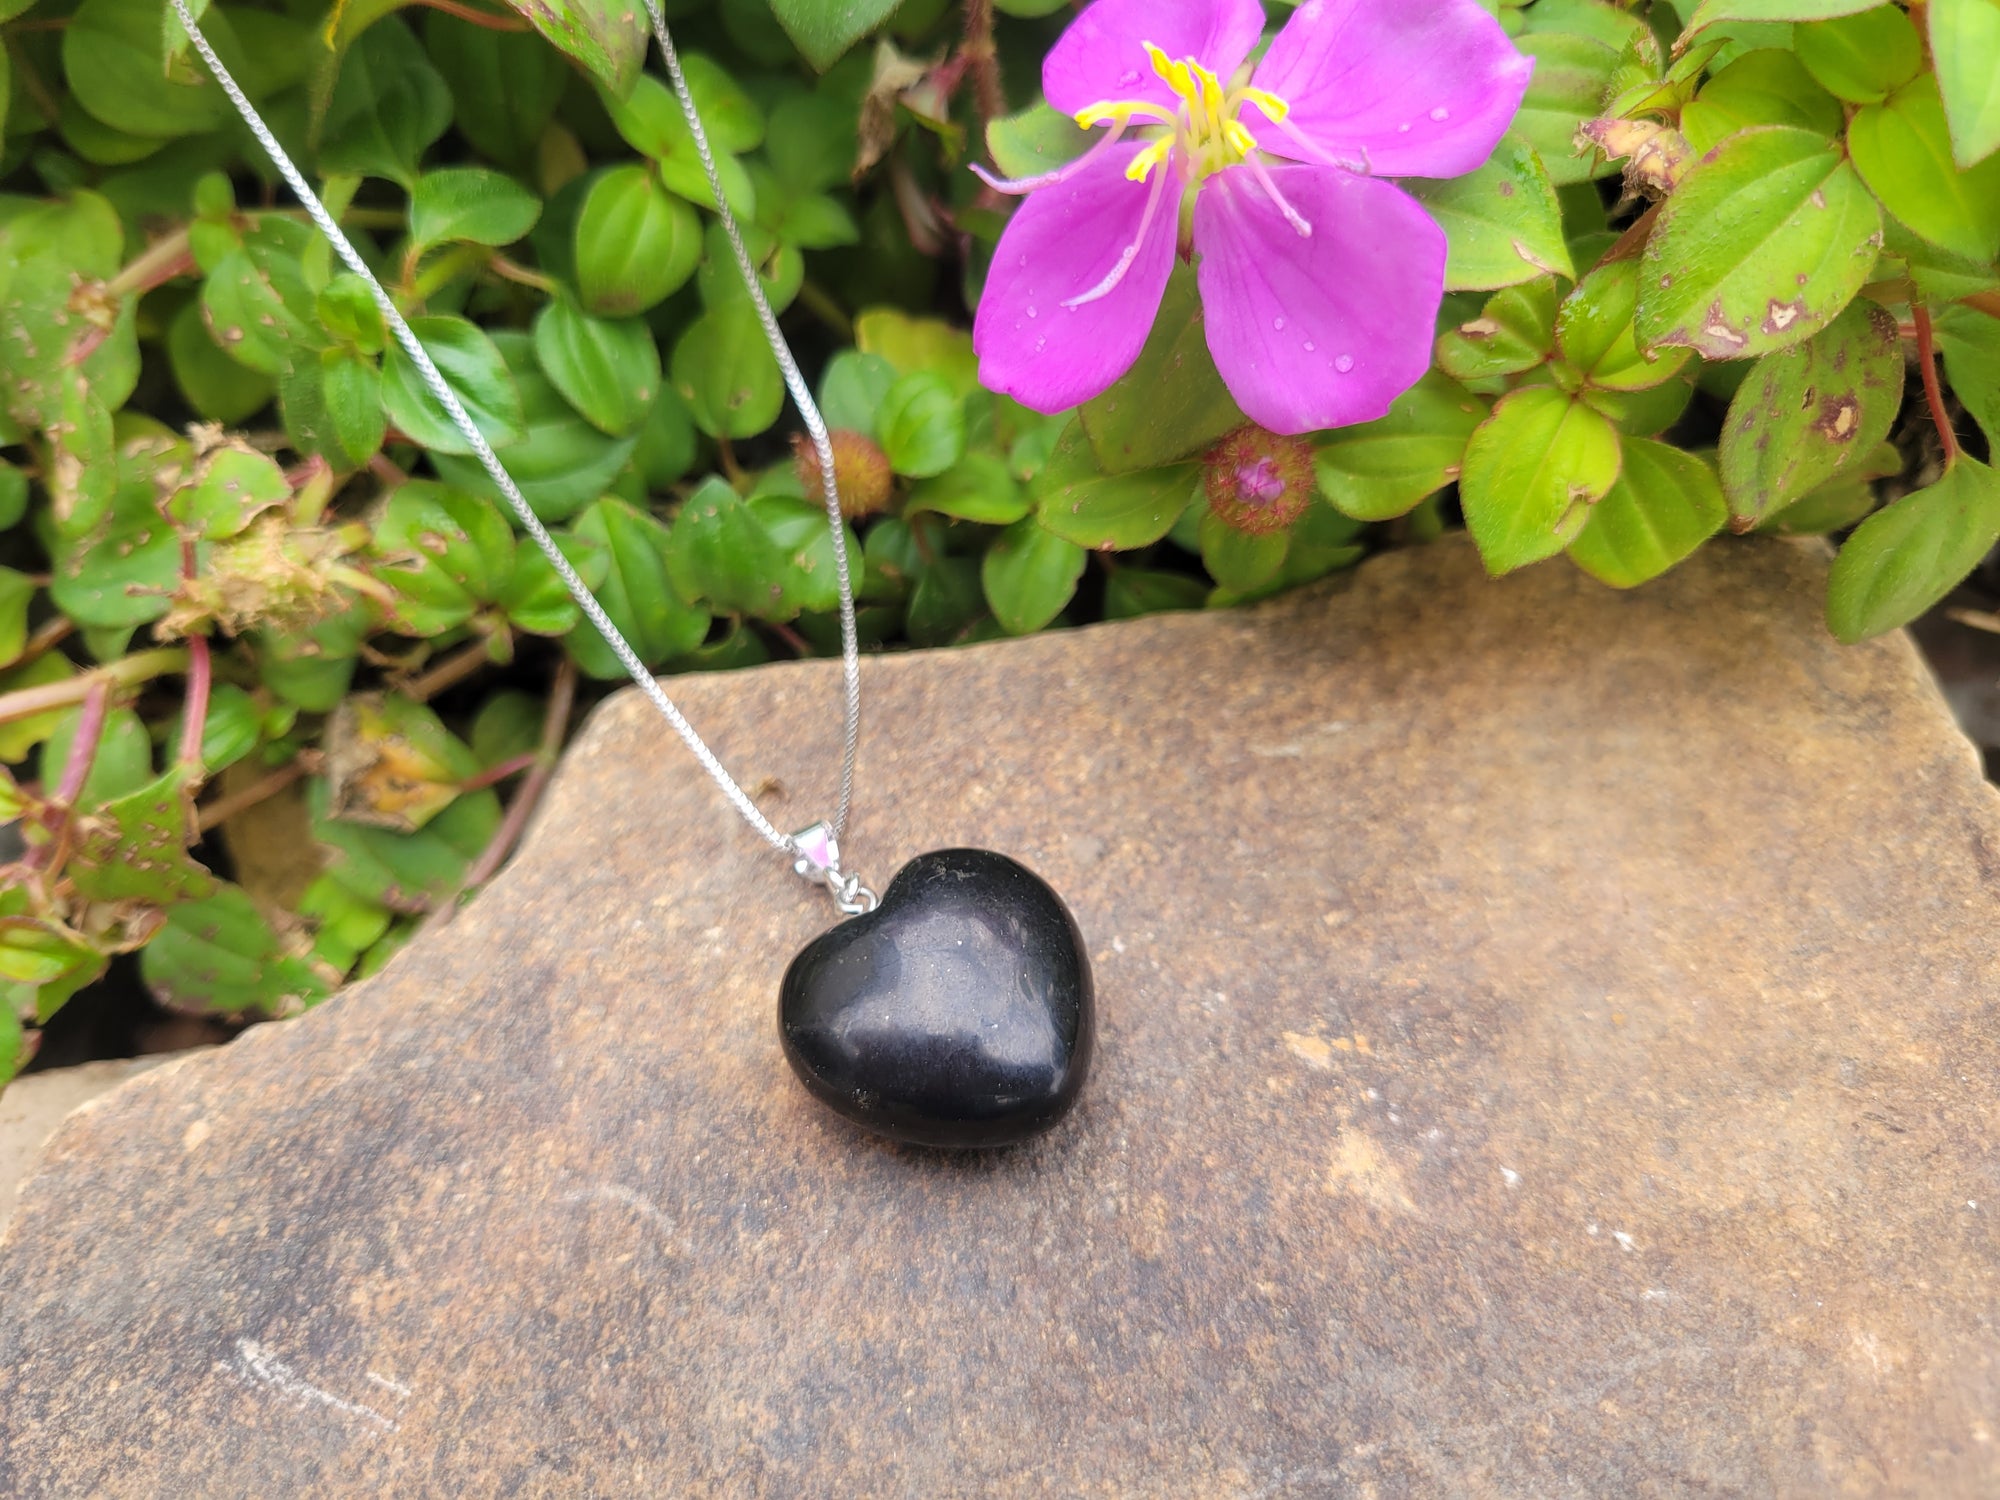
[[169, 0, 1095, 1149]]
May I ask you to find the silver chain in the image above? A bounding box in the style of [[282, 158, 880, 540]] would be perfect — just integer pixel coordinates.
[[169, 0, 868, 893]]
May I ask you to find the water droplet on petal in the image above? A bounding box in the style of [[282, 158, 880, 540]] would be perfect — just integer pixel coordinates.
[[1335, 353, 1355, 373], [1027, 305, 1038, 318], [1430, 106, 1450, 122], [1017, 254, 1028, 267], [1398, 122, 1412, 133], [1119, 69, 1140, 86], [1273, 316, 1286, 331], [1303, 341, 1315, 353], [1035, 337, 1046, 352]]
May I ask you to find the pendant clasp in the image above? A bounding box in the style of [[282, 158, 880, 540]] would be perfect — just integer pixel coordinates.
[[790, 822, 879, 916]]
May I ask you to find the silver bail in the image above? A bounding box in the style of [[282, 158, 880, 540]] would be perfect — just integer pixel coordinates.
[[791, 823, 878, 917]]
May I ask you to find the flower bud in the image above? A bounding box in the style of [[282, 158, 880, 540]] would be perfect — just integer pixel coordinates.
[[1202, 425, 1315, 535], [793, 430, 894, 519]]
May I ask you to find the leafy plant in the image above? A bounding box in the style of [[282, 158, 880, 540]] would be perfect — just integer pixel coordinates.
[[0, 0, 1993, 1084]]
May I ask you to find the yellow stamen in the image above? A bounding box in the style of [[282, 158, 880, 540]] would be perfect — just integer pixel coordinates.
[[1125, 138, 1174, 182], [1236, 87, 1290, 125]]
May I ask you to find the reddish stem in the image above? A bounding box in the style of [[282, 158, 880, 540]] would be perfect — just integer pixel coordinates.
[[460, 751, 539, 792], [54, 682, 110, 810], [410, 0, 531, 28], [179, 635, 212, 775], [440, 657, 578, 916], [196, 753, 321, 834], [1913, 304, 1961, 467]]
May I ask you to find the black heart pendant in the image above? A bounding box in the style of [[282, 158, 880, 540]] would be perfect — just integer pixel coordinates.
[[778, 848, 1094, 1148]]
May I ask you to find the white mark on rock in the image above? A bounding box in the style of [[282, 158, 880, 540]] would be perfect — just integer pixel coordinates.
[[563, 1182, 676, 1241], [365, 1371, 413, 1398], [1642, 1288, 1670, 1301], [221, 1340, 398, 1431], [1501, 1167, 1520, 1187], [183, 1119, 211, 1151], [1613, 1230, 1636, 1252], [1586, 1222, 1600, 1236]]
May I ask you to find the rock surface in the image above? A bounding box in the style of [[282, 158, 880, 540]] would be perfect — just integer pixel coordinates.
[[2, 537, 1997, 1497], [0, 1055, 184, 1236]]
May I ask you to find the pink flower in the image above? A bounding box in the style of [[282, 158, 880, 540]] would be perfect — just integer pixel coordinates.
[[973, 0, 1532, 435]]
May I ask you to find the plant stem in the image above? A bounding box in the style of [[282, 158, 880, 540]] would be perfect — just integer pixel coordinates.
[[1913, 304, 1961, 467], [106, 228, 195, 300], [797, 280, 855, 341], [0, 649, 188, 727], [1966, 290, 2000, 320], [961, 0, 1007, 149], [53, 682, 110, 809], [196, 753, 321, 833], [438, 657, 577, 922], [410, 0, 531, 28], [14, 616, 75, 670], [405, 635, 499, 702], [486, 253, 557, 293], [179, 636, 212, 775], [459, 751, 538, 791]]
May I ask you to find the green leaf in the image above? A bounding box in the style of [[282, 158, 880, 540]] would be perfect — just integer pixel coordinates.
[[1930, 0, 2000, 167], [982, 519, 1084, 635], [1408, 136, 1574, 291], [666, 476, 794, 618], [854, 309, 980, 395], [310, 776, 500, 912], [906, 451, 1029, 524], [1, 1004, 22, 1084], [1080, 264, 1244, 473], [319, 19, 453, 187], [1514, 32, 1622, 186], [1555, 258, 1694, 391], [1032, 421, 1197, 550], [1567, 438, 1728, 586], [170, 447, 289, 540], [300, 874, 393, 976], [140, 883, 331, 1016], [63, 0, 235, 139], [749, 495, 864, 617], [1314, 371, 1488, 522], [1795, 6, 1923, 104], [670, 304, 785, 440], [1460, 386, 1623, 573], [49, 430, 182, 631], [767, 91, 862, 193], [1757, 468, 1884, 534], [695, 220, 803, 315], [1581, 372, 1696, 435], [1934, 304, 2000, 447], [1686, 0, 1879, 26], [633, 384, 699, 487], [431, 332, 636, 522], [167, 300, 273, 425], [0, 567, 34, 669], [0, 655, 80, 763], [0, 461, 23, 532], [1519, 0, 1647, 49], [410, 167, 541, 249], [876, 371, 965, 478], [424, 15, 569, 169], [1848, 75, 2000, 262], [1827, 459, 2000, 642], [566, 497, 710, 676], [317, 346, 388, 467], [905, 554, 987, 646], [200, 217, 321, 378], [1716, 298, 1904, 523], [770, 0, 902, 69], [182, 682, 262, 775], [498, 532, 604, 636], [1681, 48, 1843, 155], [532, 299, 661, 437], [574, 165, 703, 317], [0, 915, 103, 995], [1881, 214, 2000, 303], [499, 0, 647, 94], [1103, 568, 1209, 619], [597, 72, 759, 214], [986, 102, 1090, 181], [373, 480, 516, 634], [1199, 512, 1290, 594], [380, 314, 527, 456], [1635, 125, 1881, 359], [69, 765, 217, 904], [1435, 278, 1560, 381], [819, 351, 899, 433]]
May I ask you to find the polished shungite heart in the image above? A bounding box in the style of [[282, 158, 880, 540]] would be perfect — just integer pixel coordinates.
[[778, 848, 1094, 1148]]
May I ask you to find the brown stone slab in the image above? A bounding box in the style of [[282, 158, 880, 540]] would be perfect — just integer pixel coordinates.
[[1, 536, 1996, 1497]]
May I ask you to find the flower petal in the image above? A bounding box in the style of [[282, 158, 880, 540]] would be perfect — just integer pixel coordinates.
[[1251, 0, 1533, 180], [1194, 163, 1443, 434], [1043, 0, 1268, 118], [974, 144, 1182, 415]]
